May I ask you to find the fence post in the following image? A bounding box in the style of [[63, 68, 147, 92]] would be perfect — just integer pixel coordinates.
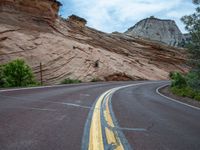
[[40, 62, 43, 86]]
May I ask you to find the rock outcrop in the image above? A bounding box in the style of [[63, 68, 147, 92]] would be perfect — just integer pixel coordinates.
[[67, 15, 87, 28], [0, 1, 189, 84], [125, 17, 185, 47], [0, 0, 62, 21]]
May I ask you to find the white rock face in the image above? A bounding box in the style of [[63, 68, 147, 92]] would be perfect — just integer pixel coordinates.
[[125, 17, 185, 47]]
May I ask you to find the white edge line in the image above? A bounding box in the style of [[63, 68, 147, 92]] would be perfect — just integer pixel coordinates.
[[0, 82, 104, 92], [156, 84, 200, 111], [0, 81, 165, 92], [0, 84, 72, 92]]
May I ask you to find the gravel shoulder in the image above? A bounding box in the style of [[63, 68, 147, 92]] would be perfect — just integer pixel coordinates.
[[159, 85, 200, 108]]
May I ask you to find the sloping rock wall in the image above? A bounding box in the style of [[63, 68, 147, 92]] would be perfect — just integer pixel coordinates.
[[0, 2, 189, 84]]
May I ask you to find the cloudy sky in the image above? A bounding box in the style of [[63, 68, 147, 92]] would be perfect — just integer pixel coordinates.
[[59, 0, 196, 33]]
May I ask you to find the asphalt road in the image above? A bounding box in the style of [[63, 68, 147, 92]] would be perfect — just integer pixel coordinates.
[[0, 81, 199, 150]]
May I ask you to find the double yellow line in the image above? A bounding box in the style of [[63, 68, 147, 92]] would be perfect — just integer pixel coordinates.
[[88, 88, 125, 150], [86, 81, 164, 150]]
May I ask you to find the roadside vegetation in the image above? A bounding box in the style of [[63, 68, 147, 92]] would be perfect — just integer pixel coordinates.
[[61, 78, 82, 84], [0, 59, 37, 88], [170, 72, 200, 101], [170, 0, 200, 101]]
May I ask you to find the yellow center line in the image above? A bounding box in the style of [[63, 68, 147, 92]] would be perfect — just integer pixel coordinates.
[[88, 88, 125, 150], [104, 90, 125, 150], [87, 82, 164, 150], [88, 90, 111, 150]]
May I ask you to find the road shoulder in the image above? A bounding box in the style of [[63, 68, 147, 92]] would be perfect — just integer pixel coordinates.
[[159, 85, 200, 109]]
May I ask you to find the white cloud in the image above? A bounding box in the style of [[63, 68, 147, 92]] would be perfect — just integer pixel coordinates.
[[166, 9, 195, 19], [60, 0, 195, 33]]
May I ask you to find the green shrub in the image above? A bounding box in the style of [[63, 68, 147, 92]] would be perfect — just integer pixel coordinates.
[[171, 86, 200, 100], [61, 78, 82, 84], [194, 95, 200, 101], [185, 72, 200, 90], [169, 71, 174, 79], [169, 71, 187, 88], [2, 59, 36, 87]]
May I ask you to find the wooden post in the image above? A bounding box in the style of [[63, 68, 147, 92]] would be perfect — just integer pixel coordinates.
[[40, 62, 43, 86]]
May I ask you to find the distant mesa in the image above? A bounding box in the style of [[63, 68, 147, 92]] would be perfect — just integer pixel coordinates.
[[125, 17, 190, 47]]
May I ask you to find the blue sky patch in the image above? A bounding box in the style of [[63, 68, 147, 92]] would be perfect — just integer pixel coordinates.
[[58, 0, 196, 33]]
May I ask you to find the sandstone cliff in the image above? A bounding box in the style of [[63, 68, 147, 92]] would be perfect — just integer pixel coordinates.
[[125, 17, 185, 47], [0, 1, 189, 84], [0, 0, 61, 20]]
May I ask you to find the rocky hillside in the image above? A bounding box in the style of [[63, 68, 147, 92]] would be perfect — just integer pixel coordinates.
[[125, 17, 185, 47], [0, 0, 189, 84]]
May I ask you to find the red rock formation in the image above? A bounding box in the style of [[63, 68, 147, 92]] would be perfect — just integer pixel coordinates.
[[0, 0, 62, 20]]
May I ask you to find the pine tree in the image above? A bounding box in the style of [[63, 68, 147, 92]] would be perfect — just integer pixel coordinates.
[[181, 1, 200, 79]]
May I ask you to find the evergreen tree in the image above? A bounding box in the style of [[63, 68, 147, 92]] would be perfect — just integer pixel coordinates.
[[181, 1, 200, 81]]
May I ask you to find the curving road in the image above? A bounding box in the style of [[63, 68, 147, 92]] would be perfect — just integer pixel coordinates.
[[0, 81, 199, 150]]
